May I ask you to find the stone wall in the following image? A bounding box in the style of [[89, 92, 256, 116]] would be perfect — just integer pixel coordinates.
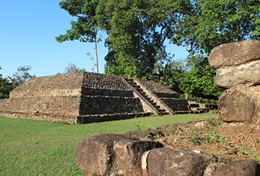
[[9, 72, 84, 98], [0, 73, 83, 122], [0, 72, 145, 123], [79, 96, 143, 114], [79, 73, 142, 115], [81, 72, 131, 90], [81, 88, 133, 97], [0, 96, 80, 116], [161, 98, 189, 111]]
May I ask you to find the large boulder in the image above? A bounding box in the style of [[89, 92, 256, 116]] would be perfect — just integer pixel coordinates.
[[75, 133, 163, 176], [147, 148, 211, 176], [209, 40, 260, 123], [209, 40, 260, 69], [212, 159, 260, 176], [218, 90, 256, 122]]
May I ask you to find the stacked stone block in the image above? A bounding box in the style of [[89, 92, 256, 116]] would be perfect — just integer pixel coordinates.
[[209, 40, 260, 123]]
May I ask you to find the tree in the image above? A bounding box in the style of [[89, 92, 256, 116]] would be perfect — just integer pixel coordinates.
[[9, 66, 35, 87], [57, 0, 192, 79], [168, 0, 259, 99], [56, 0, 98, 43], [172, 0, 260, 55], [56, 0, 100, 73], [157, 60, 186, 92], [97, 0, 191, 79], [64, 63, 85, 73], [0, 77, 14, 99], [0, 67, 15, 99], [179, 56, 222, 100]]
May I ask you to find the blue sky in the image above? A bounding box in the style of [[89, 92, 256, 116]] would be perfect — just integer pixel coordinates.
[[0, 0, 188, 78]]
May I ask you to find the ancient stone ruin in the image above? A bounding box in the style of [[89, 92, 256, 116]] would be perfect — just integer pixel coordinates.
[[208, 40, 260, 123], [75, 40, 260, 176], [75, 133, 260, 176], [0, 72, 190, 123]]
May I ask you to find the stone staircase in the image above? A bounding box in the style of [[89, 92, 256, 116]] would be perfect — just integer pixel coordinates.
[[125, 78, 169, 115]]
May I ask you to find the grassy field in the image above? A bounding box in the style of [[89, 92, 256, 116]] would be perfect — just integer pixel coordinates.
[[0, 113, 216, 176]]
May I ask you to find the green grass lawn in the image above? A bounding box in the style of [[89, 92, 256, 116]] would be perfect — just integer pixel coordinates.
[[0, 113, 216, 176]]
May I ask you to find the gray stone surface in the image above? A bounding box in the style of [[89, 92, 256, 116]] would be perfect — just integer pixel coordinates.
[[76, 134, 129, 176], [75, 133, 163, 176], [75, 133, 260, 176], [0, 71, 191, 123], [209, 40, 260, 69], [214, 60, 260, 89], [112, 139, 163, 176], [147, 148, 211, 176], [218, 90, 256, 122], [209, 40, 260, 123], [213, 159, 260, 176]]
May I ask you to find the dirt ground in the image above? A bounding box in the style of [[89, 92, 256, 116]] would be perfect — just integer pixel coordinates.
[[126, 116, 260, 165]]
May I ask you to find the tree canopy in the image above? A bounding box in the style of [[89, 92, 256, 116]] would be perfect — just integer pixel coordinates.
[[99, 0, 192, 79], [57, 0, 191, 79], [179, 56, 222, 100], [56, 0, 98, 43], [172, 0, 260, 55], [0, 67, 15, 99]]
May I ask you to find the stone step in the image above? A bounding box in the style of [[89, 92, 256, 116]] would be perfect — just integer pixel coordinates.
[[174, 110, 190, 114], [124, 78, 175, 116]]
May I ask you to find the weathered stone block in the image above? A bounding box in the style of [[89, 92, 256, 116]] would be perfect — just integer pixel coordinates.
[[76, 133, 122, 175], [112, 138, 163, 176], [147, 148, 211, 176], [214, 60, 260, 89], [75, 133, 163, 176], [212, 159, 260, 176], [209, 40, 260, 69], [218, 90, 255, 122]]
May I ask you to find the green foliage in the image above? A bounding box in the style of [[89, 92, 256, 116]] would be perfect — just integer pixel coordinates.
[[179, 55, 222, 99], [0, 67, 15, 99], [0, 76, 15, 99], [156, 59, 186, 92], [153, 55, 222, 100], [187, 119, 227, 146], [100, 0, 192, 78], [209, 109, 218, 114], [172, 0, 260, 55], [133, 118, 142, 133], [58, 0, 260, 100], [56, 0, 98, 43]]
